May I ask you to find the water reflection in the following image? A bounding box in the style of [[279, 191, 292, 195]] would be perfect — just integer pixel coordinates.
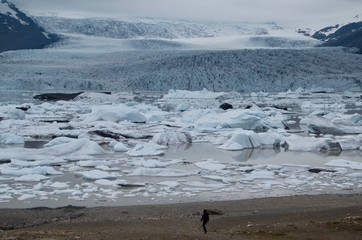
[[163, 143, 362, 167], [5, 139, 362, 167]]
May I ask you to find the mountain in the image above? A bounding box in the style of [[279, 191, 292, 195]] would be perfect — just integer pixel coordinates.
[[32, 16, 319, 51], [312, 18, 362, 53], [34, 16, 277, 39], [0, 0, 59, 53]]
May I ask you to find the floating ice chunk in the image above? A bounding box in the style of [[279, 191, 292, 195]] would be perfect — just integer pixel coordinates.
[[196, 109, 268, 131], [95, 179, 119, 186], [129, 187, 146, 194], [117, 180, 146, 188], [121, 111, 146, 123], [0, 194, 12, 202], [0, 166, 63, 176], [176, 103, 190, 112], [51, 182, 69, 189], [43, 137, 75, 147], [0, 148, 46, 162], [180, 109, 215, 124], [45, 138, 106, 156], [300, 116, 343, 134], [346, 173, 362, 178], [14, 174, 50, 182], [95, 165, 121, 171], [11, 158, 66, 167], [11, 159, 38, 167], [66, 165, 83, 172], [157, 180, 180, 188], [32, 183, 43, 191], [152, 131, 192, 145], [127, 142, 167, 157], [201, 175, 236, 183], [325, 159, 362, 170], [123, 194, 137, 198], [78, 170, 119, 180], [77, 160, 111, 167], [162, 89, 226, 99], [349, 113, 362, 124], [282, 164, 311, 169], [182, 181, 227, 189], [283, 135, 332, 151], [83, 105, 146, 123], [218, 133, 253, 150], [284, 178, 306, 186], [258, 180, 283, 190], [334, 135, 362, 150], [74, 92, 134, 103], [101, 188, 120, 198], [8, 109, 25, 120], [244, 170, 275, 181], [0, 133, 24, 145], [53, 189, 81, 195], [129, 159, 181, 168], [114, 142, 130, 152], [127, 167, 198, 177], [326, 113, 362, 131], [146, 114, 165, 123], [195, 159, 226, 171], [68, 196, 85, 201], [18, 194, 36, 201], [210, 136, 228, 145], [38, 158, 67, 166], [249, 132, 282, 148], [250, 91, 269, 98], [300, 116, 362, 134]]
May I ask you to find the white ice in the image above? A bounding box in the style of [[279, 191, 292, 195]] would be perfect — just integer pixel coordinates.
[[194, 159, 227, 171], [126, 167, 199, 177], [127, 142, 168, 157], [0, 89, 361, 207], [325, 159, 362, 170]]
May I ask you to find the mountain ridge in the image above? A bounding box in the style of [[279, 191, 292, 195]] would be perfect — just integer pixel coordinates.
[[312, 18, 362, 53], [0, 0, 59, 53]]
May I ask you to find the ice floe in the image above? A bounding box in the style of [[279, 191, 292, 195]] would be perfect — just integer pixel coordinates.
[[127, 142, 167, 157], [77, 170, 120, 180], [126, 167, 199, 177], [195, 159, 227, 171], [0, 89, 361, 207], [0, 133, 24, 145], [152, 130, 192, 145], [128, 159, 182, 168], [325, 159, 362, 170]]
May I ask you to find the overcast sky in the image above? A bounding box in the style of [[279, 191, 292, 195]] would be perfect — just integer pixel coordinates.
[[10, 0, 361, 27]]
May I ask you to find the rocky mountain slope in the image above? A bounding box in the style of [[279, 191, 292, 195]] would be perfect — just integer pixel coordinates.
[[312, 17, 362, 53], [0, 0, 59, 53]]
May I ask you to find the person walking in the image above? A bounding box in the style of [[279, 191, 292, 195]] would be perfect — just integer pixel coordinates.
[[200, 209, 209, 234]]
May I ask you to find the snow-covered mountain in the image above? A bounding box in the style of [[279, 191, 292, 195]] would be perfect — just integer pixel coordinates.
[[35, 16, 278, 39], [313, 21, 362, 53], [0, 0, 59, 53], [33, 16, 319, 50]]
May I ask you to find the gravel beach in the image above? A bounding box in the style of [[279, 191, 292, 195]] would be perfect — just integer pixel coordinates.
[[1, 194, 361, 239]]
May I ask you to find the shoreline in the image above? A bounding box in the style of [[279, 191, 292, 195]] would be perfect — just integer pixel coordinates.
[[1, 193, 361, 239]]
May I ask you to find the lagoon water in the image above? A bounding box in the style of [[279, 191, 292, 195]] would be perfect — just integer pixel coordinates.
[[0, 90, 361, 208]]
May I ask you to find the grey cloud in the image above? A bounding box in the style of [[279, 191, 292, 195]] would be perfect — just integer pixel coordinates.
[[10, 0, 362, 25]]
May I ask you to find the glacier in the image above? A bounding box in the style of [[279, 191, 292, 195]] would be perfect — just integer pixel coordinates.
[[0, 16, 361, 92]]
